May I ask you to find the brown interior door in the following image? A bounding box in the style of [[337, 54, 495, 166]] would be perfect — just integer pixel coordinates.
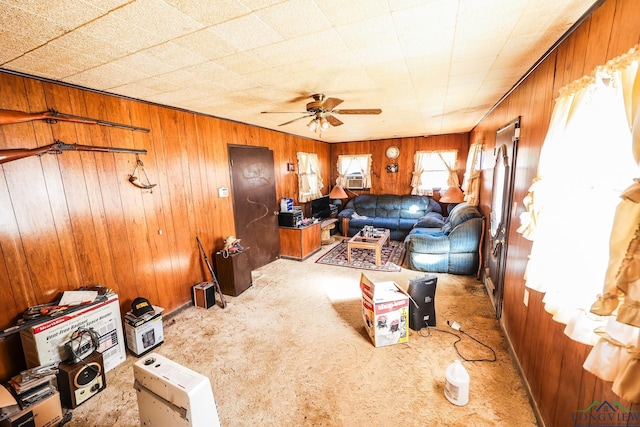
[[228, 145, 280, 271], [485, 118, 520, 318]]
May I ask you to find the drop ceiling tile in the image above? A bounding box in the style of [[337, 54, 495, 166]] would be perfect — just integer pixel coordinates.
[[162, 0, 250, 26], [78, 13, 166, 53], [48, 30, 129, 64], [107, 51, 186, 78], [70, 61, 149, 90], [172, 28, 240, 60], [269, 29, 349, 61], [108, 0, 204, 41], [4, 0, 106, 31], [110, 77, 184, 99], [145, 87, 210, 105], [0, 29, 46, 64], [209, 13, 283, 50], [247, 42, 305, 68], [5, 46, 90, 78], [141, 42, 208, 71], [352, 42, 405, 66], [78, 0, 133, 12], [335, 15, 397, 51], [314, 0, 389, 27], [215, 51, 269, 75], [0, 4, 65, 43], [256, 0, 331, 38]]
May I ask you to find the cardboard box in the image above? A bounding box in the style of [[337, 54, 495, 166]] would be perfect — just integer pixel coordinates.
[[20, 293, 126, 373], [0, 386, 21, 424], [0, 408, 33, 427], [360, 273, 409, 347], [125, 307, 164, 357], [29, 391, 62, 427]]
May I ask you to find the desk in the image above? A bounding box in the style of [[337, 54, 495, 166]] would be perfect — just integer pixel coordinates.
[[320, 218, 338, 245], [279, 222, 321, 261]]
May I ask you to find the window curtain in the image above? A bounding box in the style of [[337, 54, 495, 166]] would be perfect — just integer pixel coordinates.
[[296, 152, 323, 203], [336, 154, 372, 188], [517, 45, 640, 403], [438, 151, 459, 188], [410, 151, 429, 195], [461, 142, 482, 206]]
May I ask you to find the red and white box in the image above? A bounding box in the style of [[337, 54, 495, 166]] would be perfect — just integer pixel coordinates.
[[360, 273, 409, 347], [19, 293, 126, 373]]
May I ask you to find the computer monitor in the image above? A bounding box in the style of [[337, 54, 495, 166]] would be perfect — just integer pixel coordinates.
[[311, 195, 331, 219]]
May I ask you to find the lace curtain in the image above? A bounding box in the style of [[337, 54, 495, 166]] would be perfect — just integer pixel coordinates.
[[336, 154, 372, 188], [461, 142, 483, 206], [297, 152, 323, 203], [517, 45, 640, 402]]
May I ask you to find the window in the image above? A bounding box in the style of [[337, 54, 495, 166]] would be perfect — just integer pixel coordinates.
[[296, 152, 323, 203], [516, 46, 640, 401], [336, 154, 372, 189], [410, 150, 458, 195]]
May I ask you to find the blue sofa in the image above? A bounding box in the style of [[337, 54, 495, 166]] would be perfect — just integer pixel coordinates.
[[404, 202, 484, 275], [337, 194, 442, 241]]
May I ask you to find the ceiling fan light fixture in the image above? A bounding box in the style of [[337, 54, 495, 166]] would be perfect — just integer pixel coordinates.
[[319, 117, 330, 131], [307, 118, 317, 132]]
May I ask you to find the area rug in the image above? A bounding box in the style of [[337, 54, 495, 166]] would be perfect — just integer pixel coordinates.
[[315, 240, 405, 272]]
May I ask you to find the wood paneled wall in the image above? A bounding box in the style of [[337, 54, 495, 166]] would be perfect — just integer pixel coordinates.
[[471, 0, 640, 425], [330, 133, 469, 195], [0, 73, 329, 379]]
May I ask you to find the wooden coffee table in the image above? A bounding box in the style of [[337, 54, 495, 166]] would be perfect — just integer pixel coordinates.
[[347, 228, 390, 266]]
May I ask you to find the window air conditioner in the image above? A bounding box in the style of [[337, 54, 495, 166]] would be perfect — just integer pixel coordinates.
[[346, 175, 364, 189]]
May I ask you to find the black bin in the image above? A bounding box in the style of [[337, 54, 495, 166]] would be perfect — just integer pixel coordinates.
[[407, 275, 437, 330]]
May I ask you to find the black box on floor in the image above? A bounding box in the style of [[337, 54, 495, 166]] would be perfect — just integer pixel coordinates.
[[0, 409, 34, 427], [407, 274, 438, 330], [193, 281, 215, 309]]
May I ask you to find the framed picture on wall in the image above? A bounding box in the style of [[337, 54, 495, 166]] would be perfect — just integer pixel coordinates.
[[386, 163, 398, 173]]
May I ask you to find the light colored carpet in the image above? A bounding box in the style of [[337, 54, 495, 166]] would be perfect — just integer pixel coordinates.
[[66, 241, 537, 426]]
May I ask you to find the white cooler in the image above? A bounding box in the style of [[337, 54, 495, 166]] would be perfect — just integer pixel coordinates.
[[133, 352, 221, 427]]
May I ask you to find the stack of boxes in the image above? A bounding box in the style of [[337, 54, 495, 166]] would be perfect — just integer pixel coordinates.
[[124, 298, 164, 357]]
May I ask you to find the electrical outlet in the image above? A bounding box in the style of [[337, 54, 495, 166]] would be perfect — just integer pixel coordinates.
[[523, 289, 529, 307]]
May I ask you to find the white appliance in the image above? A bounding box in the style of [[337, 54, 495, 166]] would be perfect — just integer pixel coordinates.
[[133, 352, 221, 427], [346, 174, 364, 189]]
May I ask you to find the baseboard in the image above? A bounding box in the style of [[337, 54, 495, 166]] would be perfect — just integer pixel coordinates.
[[499, 318, 546, 427]]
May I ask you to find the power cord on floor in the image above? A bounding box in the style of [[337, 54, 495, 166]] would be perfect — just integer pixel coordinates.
[[418, 320, 497, 362]]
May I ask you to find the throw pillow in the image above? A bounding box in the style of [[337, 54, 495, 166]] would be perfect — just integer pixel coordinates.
[[414, 212, 445, 228]]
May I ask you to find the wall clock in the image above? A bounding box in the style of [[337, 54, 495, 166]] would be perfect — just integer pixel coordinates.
[[385, 146, 400, 160]]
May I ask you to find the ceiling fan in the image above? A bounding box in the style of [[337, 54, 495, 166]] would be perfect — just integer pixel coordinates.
[[261, 93, 382, 132]]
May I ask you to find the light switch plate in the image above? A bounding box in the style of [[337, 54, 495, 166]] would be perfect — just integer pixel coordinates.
[[218, 187, 229, 197]]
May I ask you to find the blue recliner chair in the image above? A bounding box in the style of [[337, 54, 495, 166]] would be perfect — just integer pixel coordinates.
[[404, 202, 484, 275]]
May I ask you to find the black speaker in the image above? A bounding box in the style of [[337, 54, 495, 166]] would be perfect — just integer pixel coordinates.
[[56, 351, 106, 408], [407, 275, 438, 330]]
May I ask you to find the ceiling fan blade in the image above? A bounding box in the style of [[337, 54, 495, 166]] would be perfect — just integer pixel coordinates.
[[332, 108, 382, 115], [261, 111, 308, 114], [278, 114, 313, 126], [325, 114, 343, 127], [321, 97, 343, 110]]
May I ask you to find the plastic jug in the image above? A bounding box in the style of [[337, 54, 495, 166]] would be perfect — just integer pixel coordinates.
[[444, 359, 469, 406]]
